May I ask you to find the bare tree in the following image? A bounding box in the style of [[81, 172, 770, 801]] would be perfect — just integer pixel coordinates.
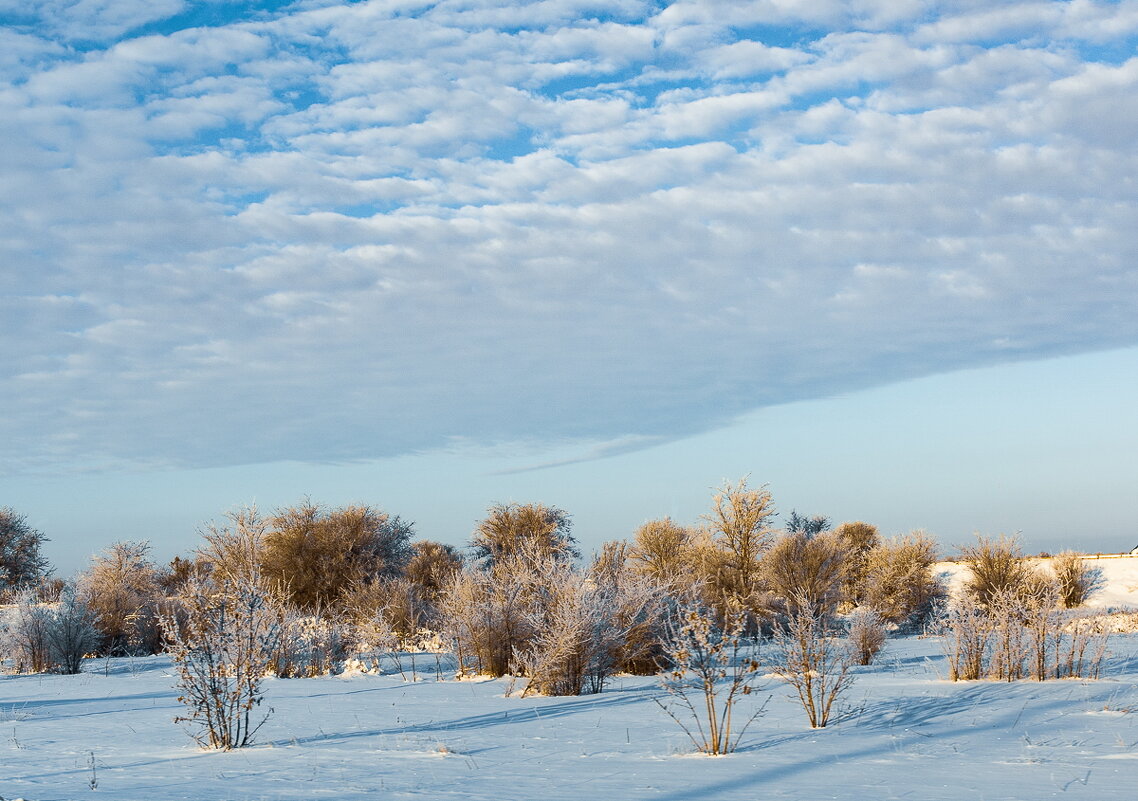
[[629, 518, 697, 589], [197, 506, 269, 589], [833, 521, 880, 609], [655, 605, 766, 755]]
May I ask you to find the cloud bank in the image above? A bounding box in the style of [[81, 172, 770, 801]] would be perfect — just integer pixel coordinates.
[[3, 0, 1137, 473]]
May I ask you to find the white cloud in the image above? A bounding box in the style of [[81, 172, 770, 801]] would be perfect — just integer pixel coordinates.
[[2, 0, 1137, 473]]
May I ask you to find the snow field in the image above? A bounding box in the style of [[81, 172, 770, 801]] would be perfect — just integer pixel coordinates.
[[3, 632, 1138, 801]]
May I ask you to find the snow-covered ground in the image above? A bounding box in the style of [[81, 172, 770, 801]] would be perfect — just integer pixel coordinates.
[[4, 562, 1138, 801]]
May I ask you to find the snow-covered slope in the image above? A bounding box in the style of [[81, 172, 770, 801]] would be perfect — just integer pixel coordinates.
[[937, 553, 1138, 610]]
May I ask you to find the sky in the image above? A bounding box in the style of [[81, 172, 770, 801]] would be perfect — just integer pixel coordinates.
[[2, 0, 1137, 575]]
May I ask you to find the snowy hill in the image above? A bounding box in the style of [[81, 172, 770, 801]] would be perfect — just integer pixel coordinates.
[[936, 553, 1138, 610]]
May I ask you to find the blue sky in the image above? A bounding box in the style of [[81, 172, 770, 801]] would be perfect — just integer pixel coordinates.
[[3, 0, 1137, 574]]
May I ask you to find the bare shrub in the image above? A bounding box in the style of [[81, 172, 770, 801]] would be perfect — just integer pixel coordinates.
[[516, 555, 667, 696], [959, 534, 1039, 609], [1053, 614, 1108, 679], [860, 530, 942, 625], [763, 530, 849, 617], [592, 553, 670, 677], [773, 600, 855, 728], [513, 560, 609, 696], [263, 501, 413, 612], [271, 611, 347, 678], [1051, 551, 1103, 609], [846, 608, 887, 666], [986, 589, 1030, 681], [942, 586, 1109, 682], [655, 605, 765, 755], [471, 502, 578, 567], [160, 577, 281, 750]]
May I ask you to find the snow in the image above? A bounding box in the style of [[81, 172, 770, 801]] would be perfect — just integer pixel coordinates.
[[936, 554, 1138, 611], [3, 562, 1138, 801]]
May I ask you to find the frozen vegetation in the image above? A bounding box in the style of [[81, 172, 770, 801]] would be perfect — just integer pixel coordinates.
[[3, 497, 1138, 800], [0, 556, 1135, 800]]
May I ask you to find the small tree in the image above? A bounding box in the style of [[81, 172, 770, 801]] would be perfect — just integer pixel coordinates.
[[772, 599, 855, 728], [471, 502, 577, 566], [79, 540, 162, 655], [655, 605, 765, 755], [5, 589, 53, 673], [263, 501, 414, 612], [833, 521, 880, 609], [703, 479, 777, 618], [161, 577, 281, 750], [0, 508, 52, 599], [763, 530, 849, 617]]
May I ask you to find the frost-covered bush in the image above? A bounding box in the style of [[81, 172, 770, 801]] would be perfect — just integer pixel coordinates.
[[441, 556, 535, 677], [846, 608, 887, 666], [160, 578, 281, 750], [4, 590, 53, 673], [655, 605, 765, 755], [271, 612, 347, 678], [939, 588, 1108, 682], [773, 599, 855, 728], [514, 556, 666, 696], [3, 585, 100, 674], [441, 539, 666, 694], [45, 585, 100, 674]]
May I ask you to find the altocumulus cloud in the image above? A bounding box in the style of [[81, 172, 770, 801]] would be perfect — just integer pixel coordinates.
[[2, 0, 1137, 473]]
